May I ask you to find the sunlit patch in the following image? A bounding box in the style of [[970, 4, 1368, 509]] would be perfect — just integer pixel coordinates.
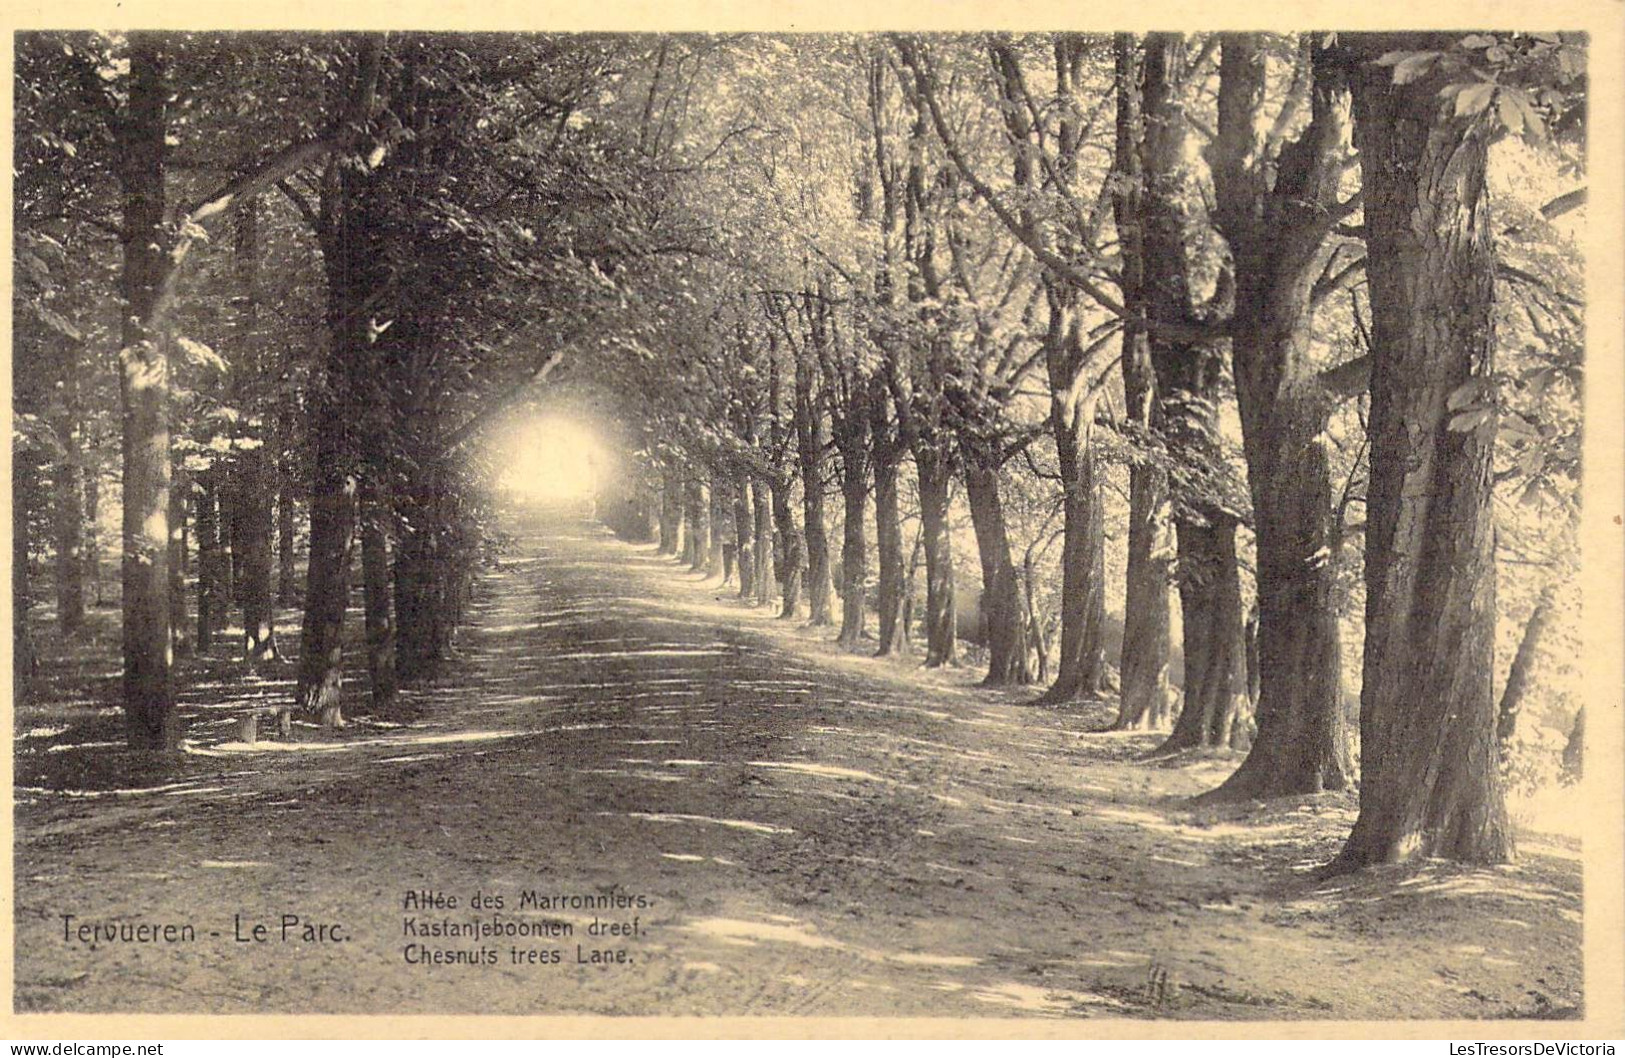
[[683, 917, 841, 949], [747, 761, 890, 784], [604, 811, 793, 835], [494, 415, 610, 501], [200, 860, 271, 869]]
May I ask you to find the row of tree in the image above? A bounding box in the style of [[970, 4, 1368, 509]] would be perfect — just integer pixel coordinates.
[[13, 31, 1586, 876]]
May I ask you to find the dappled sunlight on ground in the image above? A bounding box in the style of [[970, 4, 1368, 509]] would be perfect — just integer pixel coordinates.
[[13, 509, 1584, 1020]]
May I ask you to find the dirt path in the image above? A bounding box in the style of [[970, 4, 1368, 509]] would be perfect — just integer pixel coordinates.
[[13, 509, 1583, 1019]]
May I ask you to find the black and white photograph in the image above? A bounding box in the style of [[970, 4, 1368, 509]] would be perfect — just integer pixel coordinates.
[[7, 16, 1622, 1033]]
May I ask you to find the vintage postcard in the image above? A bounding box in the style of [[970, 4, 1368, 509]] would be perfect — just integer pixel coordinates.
[[4, 0, 1622, 1041]]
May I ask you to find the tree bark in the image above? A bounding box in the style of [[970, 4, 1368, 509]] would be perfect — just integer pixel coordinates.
[[707, 478, 727, 579], [753, 476, 778, 609], [195, 474, 220, 652], [795, 351, 834, 626], [277, 481, 298, 608], [659, 463, 682, 555], [14, 451, 40, 704], [872, 391, 909, 657], [1041, 371, 1108, 703], [916, 447, 957, 668], [1112, 34, 1174, 729], [962, 452, 1029, 685], [1326, 33, 1512, 872], [360, 483, 397, 711], [233, 200, 278, 665], [236, 449, 278, 665], [1204, 37, 1355, 799], [690, 479, 711, 574], [1158, 519, 1251, 752], [734, 472, 756, 600], [117, 35, 179, 750], [1139, 33, 1248, 753], [85, 469, 103, 607]]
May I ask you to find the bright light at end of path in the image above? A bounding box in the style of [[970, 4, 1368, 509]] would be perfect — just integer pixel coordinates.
[[498, 416, 610, 501]]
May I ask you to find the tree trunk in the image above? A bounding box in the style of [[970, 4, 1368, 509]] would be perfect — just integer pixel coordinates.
[[1137, 33, 1247, 754], [659, 464, 681, 555], [1560, 708, 1583, 783], [1326, 34, 1511, 871], [360, 484, 397, 711], [236, 451, 277, 664], [1116, 461, 1174, 729], [295, 420, 356, 727], [1157, 519, 1250, 752], [778, 525, 805, 620], [753, 476, 777, 609], [795, 368, 834, 626], [1497, 581, 1557, 748], [1042, 382, 1108, 703], [168, 475, 190, 658], [707, 478, 727, 579], [872, 401, 908, 657], [837, 463, 868, 647], [916, 448, 957, 668], [1203, 35, 1355, 801], [277, 483, 298, 608], [734, 472, 756, 600], [85, 469, 103, 607], [117, 35, 179, 750], [962, 454, 1029, 685], [1111, 36, 1174, 729], [232, 199, 277, 665], [195, 474, 220, 652], [14, 451, 39, 705], [686, 479, 709, 573]]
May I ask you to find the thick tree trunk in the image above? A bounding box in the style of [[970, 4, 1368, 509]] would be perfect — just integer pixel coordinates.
[[1497, 582, 1557, 747], [1116, 461, 1174, 729], [1042, 387, 1108, 703], [118, 36, 179, 750], [1202, 35, 1354, 801], [872, 403, 908, 657], [395, 462, 460, 684], [1111, 38, 1174, 729], [1157, 519, 1250, 753], [295, 421, 356, 727], [1327, 34, 1512, 871], [360, 485, 397, 711], [916, 448, 957, 668], [1137, 33, 1247, 754], [962, 455, 1029, 685]]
